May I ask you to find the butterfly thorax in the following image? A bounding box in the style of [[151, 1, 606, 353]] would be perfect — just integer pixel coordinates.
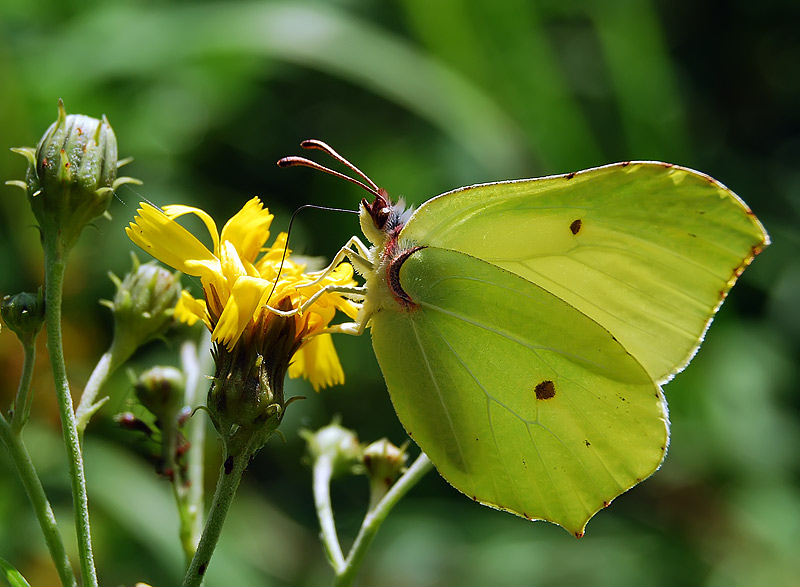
[[359, 191, 421, 320], [359, 189, 414, 248]]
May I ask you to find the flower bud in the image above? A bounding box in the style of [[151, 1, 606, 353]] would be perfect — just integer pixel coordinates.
[[8, 100, 139, 251], [301, 419, 362, 478], [114, 412, 155, 437], [103, 254, 182, 351], [1, 289, 45, 343], [363, 438, 408, 487], [134, 366, 184, 426]]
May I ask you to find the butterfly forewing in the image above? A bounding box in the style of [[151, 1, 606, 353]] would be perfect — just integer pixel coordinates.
[[400, 162, 769, 383]]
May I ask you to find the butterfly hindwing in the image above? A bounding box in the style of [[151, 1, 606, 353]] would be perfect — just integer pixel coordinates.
[[369, 246, 669, 535]]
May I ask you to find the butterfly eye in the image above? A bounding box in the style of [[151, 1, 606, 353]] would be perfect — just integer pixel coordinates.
[[362, 196, 392, 231], [374, 206, 392, 230]]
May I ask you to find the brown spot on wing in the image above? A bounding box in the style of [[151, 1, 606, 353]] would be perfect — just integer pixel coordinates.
[[534, 380, 556, 400], [569, 219, 582, 235]]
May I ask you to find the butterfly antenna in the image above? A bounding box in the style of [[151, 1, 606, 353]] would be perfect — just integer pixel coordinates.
[[300, 139, 381, 192], [277, 140, 381, 198], [265, 203, 359, 306]]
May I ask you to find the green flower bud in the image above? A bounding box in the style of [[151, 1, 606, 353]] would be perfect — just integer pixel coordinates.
[[1, 289, 45, 343], [301, 418, 363, 479], [103, 254, 182, 351], [8, 100, 139, 251], [363, 438, 408, 508], [134, 366, 185, 425], [363, 438, 408, 487]]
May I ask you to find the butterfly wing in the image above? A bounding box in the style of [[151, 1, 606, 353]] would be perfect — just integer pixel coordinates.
[[369, 246, 668, 536], [398, 162, 769, 383]]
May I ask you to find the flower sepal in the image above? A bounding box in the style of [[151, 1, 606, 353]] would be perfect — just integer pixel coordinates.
[[207, 297, 302, 453]]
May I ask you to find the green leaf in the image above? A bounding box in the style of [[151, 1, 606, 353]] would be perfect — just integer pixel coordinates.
[[0, 559, 32, 587]]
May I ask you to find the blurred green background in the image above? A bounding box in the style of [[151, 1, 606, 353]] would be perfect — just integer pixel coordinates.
[[0, 1, 797, 585]]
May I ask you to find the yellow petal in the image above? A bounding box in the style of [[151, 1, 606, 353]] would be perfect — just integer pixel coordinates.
[[220, 197, 274, 263], [162, 204, 220, 255], [255, 232, 291, 277], [184, 258, 225, 278], [212, 275, 269, 349], [126, 203, 219, 277], [289, 333, 344, 391], [219, 240, 249, 283], [175, 291, 209, 328]]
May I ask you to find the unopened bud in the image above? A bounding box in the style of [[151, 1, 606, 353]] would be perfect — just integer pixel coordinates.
[[8, 100, 139, 251], [103, 254, 182, 350], [364, 438, 408, 493], [134, 366, 184, 425], [301, 419, 362, 478], [1, 289, 45, 343]]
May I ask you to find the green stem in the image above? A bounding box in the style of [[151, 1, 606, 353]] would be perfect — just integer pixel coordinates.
[[333, 452, 433, 587], [313, 454, 346, 572], [171, 463, 196, 567], [178, 333, 212, 562], [0, 414, 77, 587], [10, 334, 37, 433], [75, 350, 116, 440], [43, 234, 98, 587], [181, 437, 252, 587]]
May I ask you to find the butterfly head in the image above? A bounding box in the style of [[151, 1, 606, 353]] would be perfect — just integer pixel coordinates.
[[278, 140, 413, 246], [359, 189, 414, 246], [359, 189, 399, 246]]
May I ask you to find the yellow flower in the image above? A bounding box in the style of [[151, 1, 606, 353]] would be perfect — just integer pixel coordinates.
[[126, 196, 359, 391]]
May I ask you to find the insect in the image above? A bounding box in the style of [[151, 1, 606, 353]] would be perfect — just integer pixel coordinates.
[[278, 140, 769, 536]]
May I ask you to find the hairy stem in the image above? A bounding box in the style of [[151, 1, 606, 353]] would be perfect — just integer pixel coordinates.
[[10, 333, 37, 433], [43, 234, 97, 587], [181, 437, 252, 587], [0, 414, 77, 586]]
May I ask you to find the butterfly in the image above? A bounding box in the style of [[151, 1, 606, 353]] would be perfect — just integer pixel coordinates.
[[279, 140, 769, 536]]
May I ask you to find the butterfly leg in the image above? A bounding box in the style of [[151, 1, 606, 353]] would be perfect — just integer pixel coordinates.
[[298, 236, 374, 289], [265, 284, 366, 316], [325, 318, 367, 336], [264, 236, 373, 334], [265, 283, 370, 335]]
